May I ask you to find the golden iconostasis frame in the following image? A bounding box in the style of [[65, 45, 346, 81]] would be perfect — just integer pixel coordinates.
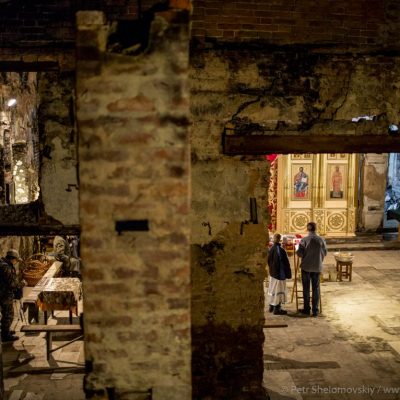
[[276, 154, 358, 237]]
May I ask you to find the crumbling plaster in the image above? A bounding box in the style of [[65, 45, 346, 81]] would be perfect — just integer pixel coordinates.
[[38, 72, 79, 226], [190, 48, 270, 398], [189, 44, 400, 397], [191, 49, 400, 136]]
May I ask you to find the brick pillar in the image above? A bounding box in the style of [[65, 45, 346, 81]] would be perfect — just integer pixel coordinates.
[[76, 9, 191, 400]]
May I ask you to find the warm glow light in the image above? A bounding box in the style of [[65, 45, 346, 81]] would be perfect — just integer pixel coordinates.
[[7, 98, 17, 107], [13, 159, 28, 204], [388, 124, 399, 134]]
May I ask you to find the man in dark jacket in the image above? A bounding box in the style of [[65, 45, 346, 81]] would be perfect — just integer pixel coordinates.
[[0, 249, 21, 342], [296, 222, 327, 317], [267, 233, 292, 315]]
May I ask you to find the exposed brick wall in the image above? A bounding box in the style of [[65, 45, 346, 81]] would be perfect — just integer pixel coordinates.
[[1, 0, 400, 70], [192, 0, 400, 47], [0, 1, 76, 48], [76, 10, 191, 400], [0, 0, 165, 70], [0, 0, 163, 48]]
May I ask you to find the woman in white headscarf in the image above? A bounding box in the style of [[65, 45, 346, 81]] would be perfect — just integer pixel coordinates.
[[267, 233, 292, 315]]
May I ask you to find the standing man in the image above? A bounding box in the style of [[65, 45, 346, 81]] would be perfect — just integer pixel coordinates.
[[0, 249, 21, 342], [296, 222, 327, 317]]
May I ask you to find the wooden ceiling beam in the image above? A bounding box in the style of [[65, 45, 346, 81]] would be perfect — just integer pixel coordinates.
[[223, 134, 400, 155], [0, 225, 80, 236]]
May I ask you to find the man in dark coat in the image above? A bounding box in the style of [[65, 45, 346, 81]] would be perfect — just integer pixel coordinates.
[[267, 233, 292, 315], [0, 249, 21, 342], [296, 222, 327, 317]]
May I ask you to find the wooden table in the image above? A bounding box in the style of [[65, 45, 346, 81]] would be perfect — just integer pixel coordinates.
[[23, 261, 63, 323], [23, 262, 82, 324], [37, 278, 82, 324]]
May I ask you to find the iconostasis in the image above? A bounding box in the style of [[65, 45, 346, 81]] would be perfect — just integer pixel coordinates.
[[275, 154, 358, 236]]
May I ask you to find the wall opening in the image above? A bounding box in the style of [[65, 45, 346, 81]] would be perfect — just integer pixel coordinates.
[[0, 72, 40, 206]]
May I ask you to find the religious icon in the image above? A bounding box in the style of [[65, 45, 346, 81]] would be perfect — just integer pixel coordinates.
[[328, 164, 347, 200], [292, 165, 310, 200]]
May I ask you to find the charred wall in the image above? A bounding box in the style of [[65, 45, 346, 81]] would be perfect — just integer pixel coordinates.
[[190, 25, 400, 400], [38, 71, 79, 226]]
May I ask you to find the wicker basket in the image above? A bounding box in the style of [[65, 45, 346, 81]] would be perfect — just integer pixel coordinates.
[[23, 270, 46, 286], [26, 253, 52, 267], [22, 254, 52, 286]]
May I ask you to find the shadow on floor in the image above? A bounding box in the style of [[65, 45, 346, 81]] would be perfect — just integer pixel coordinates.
[[264, 354, 340, 370], [265, 389, 298, 400]]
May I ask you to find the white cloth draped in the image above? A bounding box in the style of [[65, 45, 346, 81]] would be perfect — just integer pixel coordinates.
[[267, 277, 287, 306]]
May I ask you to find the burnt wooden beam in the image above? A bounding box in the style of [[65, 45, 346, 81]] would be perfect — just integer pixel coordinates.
[[264, 324, 288, 328], [0, 224, 80, 236], [0, 61, 60, 71], [6, 366, 85, 377], [223, 134, 400, 155]]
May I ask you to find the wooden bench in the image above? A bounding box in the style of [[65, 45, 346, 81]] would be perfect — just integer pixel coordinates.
[[21, 324, 83, 360]]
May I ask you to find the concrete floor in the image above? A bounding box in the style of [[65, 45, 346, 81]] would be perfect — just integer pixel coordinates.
[[3, 249, 400, 399], [264, 250, 400, 400]]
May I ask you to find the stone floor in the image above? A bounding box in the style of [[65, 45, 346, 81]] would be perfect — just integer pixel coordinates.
[[3, 306, 85, 400], [4, 249, 400, 399], [263, 250, 400, 400]]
